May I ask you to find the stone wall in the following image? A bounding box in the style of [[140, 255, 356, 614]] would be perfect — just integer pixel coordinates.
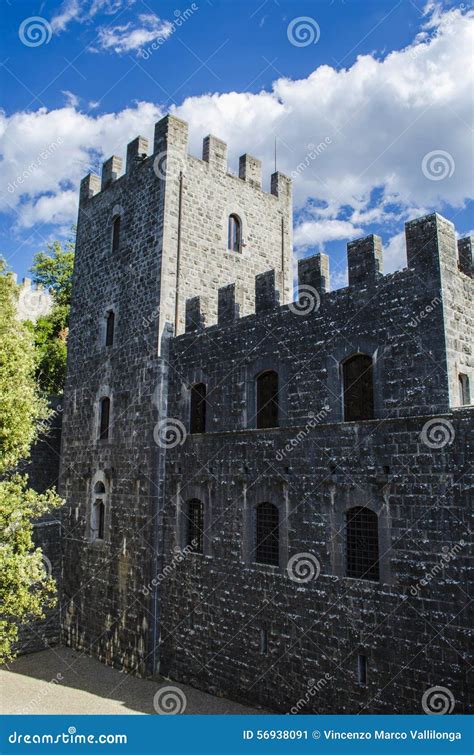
[[59, 115, 293, 675], [159, 216, 473, 712]]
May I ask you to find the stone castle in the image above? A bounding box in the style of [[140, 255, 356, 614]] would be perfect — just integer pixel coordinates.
[[32, 114, 473, 713]]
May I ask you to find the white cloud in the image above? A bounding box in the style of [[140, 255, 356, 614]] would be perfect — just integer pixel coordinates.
[[294, 220, 363, 249], [51, 0, 137, 32], [62, 90, 80, 108], [1, 5, 472, 248], [96, 13, 173, 54]]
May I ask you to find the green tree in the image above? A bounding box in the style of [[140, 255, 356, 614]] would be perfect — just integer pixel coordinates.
[[30, 236, 75, 394], [0, 259, 62, 664], [0, 262, 48, 473], [30, 238, 75, 309]]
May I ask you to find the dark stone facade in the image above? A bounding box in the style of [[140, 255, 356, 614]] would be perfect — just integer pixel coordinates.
[[58, 114, 473, 714]]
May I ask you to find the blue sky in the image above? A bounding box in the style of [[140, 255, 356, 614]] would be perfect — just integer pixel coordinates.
[[1, 0, 473, 286]]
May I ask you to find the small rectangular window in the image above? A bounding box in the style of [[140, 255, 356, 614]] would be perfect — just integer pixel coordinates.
[[105, 311, 115, 347], [112, 216, 121, 252], [190, 383, 206, 434], [99, 398, 110, 440], [357, 654, 367, 684], [459, 374, 470, 405], [259, 627, 268, 655]]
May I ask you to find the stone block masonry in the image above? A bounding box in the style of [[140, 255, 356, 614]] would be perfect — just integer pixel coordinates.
[[54, 112, 473, 714]]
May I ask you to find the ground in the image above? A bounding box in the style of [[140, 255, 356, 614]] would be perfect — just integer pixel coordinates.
[[0, 647, 263, 715]]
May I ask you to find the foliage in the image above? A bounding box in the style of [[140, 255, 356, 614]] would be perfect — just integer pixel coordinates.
[[0, 263, 49, 475], [30, 237, 75, 394], [30, 238, 75, 309], [0, 258, 63, 664], [0, 476, 62, 664]]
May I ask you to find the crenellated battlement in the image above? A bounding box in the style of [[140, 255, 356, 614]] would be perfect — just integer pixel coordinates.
[[181, 212, 473, 335], [78, 114, 291, 204]]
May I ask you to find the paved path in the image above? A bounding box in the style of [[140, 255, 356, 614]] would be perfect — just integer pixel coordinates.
[[0, 646, 263, 715]]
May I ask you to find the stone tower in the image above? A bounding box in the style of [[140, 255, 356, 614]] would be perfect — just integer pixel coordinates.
[[59, 115, 293, 673]]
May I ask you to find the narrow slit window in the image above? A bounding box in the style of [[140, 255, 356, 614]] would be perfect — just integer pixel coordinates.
[[186, 499, 204, 553], [459, 373, 470, 405], [105, 310, 115, 347], [190, 383, 206, 434], [255, 502, 279, 566], [99, 397, 110, 440], [256, 370, 279, 429], [92, 481, 106, 541], [228, 214, 242, 252], [259, 627, 268, 655], [357, 654, 367, 684], [342, 354, 374, 421], [112, 215, 121, 252]]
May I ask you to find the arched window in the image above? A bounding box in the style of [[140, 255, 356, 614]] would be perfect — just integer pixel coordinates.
[[105, 310, 115, 347], [91, 481, 106, 541], [256, 370, 279, 429], [99, 397, 110, 440], [459, 373, 470, 405], [342, 354, 374, 421], [228, 214, 242, 252], [112, 215, 121, 252], [345, 506, 379, 581], [190, 383, 206, 434], [186, 499, 204, 553], [255, 502, 279, 566]]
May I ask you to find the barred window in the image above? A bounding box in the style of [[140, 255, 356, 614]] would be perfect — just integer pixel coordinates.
[[228, 214, 242, 252], [256, 370, 279, 429], [105, 310, 115, 347], [112, 215, 121, 252], [186, 499, 204, 553], [255, 502, 279, 566], [343, 354, 374, 421], [346, 506, 379, 580], [190, 383, 206, 434], [99, 397, 110, 440]]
